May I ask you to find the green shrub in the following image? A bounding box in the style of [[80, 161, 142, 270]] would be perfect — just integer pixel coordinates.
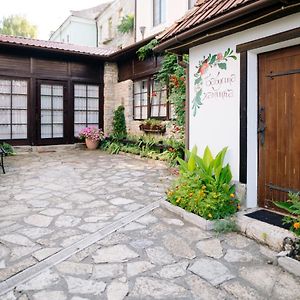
[[167, 146, 239, 220], [112, 106, 127, 139], [275, 192, 300, 236], [1, 142, 15, 156]]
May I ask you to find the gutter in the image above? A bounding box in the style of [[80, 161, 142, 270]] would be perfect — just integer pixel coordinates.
[[154, 0, 283, 53]]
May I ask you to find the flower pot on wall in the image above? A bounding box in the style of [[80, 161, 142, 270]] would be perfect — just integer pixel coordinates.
[[85, 138, 99, 150]]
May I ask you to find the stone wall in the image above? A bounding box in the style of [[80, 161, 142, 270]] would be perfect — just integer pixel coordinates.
[[104, 62, 175, 138]]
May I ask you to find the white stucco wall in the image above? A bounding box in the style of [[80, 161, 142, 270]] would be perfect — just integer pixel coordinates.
[[50, 16, 97, 47], [136, 0, 190, 41], [189, 13, 300, 207]]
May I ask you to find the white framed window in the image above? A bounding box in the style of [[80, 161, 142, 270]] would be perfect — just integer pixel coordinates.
[[153, 0, 166, 27], [0, 79, 28, 140]]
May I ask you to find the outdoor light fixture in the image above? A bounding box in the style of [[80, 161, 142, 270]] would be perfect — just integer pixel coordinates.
[[139, 26, 146, 39]]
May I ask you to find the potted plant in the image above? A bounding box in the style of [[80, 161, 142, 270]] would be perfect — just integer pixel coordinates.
[[139, 119, 166, 134], [78, 127, 104, 150]]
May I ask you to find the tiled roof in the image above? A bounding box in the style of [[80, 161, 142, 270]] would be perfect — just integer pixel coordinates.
[[158, 0, 255, 41], [0, 34, 117, 57], [71, 2, 112, 20]]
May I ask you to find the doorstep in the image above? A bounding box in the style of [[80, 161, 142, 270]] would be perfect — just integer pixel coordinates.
[[236, 209, 295, 251], [13, 143, 85, 154]]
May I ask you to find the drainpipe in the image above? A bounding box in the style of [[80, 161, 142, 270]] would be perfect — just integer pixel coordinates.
[[96, 20, 99, 47], [134, 0, 137, 42]]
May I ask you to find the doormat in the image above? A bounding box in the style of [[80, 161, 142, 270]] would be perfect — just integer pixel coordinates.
[[245, 209, 290, 230]]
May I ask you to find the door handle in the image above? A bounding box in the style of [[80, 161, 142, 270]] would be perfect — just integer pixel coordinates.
[[258, 106, 266, 146]]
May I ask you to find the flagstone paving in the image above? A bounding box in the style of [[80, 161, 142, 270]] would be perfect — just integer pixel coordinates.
[[1, 150, 300, 299], [0, 150, 171, 282]]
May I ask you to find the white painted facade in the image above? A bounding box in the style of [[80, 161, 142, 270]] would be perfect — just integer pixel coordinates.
[[96, 0, 135, 48], [50, 16, 97, 47], [136, 0, 194, 41], [189, 13, 300, 208]]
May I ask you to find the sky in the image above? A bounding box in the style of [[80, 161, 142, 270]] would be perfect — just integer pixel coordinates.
[[1, 0, 108, 40]]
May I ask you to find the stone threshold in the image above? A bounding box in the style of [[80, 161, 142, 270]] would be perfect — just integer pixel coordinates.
[[0, 200, 160, 296], [13, 143, 85, 154]]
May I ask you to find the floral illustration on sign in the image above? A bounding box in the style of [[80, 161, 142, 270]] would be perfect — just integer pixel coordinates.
[[192, 48, 237, 116]]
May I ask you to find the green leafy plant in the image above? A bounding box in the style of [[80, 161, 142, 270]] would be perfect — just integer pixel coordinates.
[[136, 39, 158, 61], [107, 142, 121, 154], [112, 105, 127, 139], [167, 146, 239, 220], [117, 15, 134, 34], [1, 142, 15, 156], [214, 217, 238, 234], [156, 53, 188, 127], [275, 192, 300, 236]]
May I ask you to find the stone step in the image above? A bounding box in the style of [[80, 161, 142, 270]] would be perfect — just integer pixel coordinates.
[[13, 143, 85, 154]]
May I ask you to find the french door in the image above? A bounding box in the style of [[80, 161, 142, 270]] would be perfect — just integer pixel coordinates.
[[37, 81, 67, 145]]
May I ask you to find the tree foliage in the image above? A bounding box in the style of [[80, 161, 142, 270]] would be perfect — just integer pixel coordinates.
[[117, 15, 134, 34], [112, 105, 127, 139], [0, 15, 37, 38]]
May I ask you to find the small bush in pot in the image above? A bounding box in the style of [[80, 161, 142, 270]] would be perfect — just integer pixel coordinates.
[[78, 127, 104, 150]]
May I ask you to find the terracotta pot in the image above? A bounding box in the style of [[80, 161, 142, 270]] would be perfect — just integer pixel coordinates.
[[85, 138, 99, 150]]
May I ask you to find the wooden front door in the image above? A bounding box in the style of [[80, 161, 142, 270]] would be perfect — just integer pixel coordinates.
[[258, 46, 300, 209], [37, 81, 67, 145]]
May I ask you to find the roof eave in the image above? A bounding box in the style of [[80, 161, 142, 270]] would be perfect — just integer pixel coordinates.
[[0, 41, 109, 60], [154, 0, 284, 53]]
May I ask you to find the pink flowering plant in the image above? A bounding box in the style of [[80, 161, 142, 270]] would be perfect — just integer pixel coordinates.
[[78, 127, 104, 142]]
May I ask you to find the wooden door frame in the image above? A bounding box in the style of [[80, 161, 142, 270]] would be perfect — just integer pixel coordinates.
[[36, 79, 68, 146], [236, 27, 300, 208]]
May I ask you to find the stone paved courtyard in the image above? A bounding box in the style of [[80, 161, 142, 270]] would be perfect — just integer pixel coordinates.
[[0, 150, 300, 299]]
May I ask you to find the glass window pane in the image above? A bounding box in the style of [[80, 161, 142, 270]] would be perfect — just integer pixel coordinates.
[[12, 80, 27, 94], [41, 85, 52, 96], [41, 96, 51, 109], [88, 111, 99, 123], [0, 95, 11, 109], [12, 95, 27, 109], [52, 85, 63, 96], [0, 125, 10, 139], [74, 98, 86, 110], [53, 111, 63, 124], [75, 111, 86, 123], [88, 98, 99, 110], [41, 110, 52, 124], [12, 125, 27, 139], [0, 110, 11, 124], [53, 125, 63, 138], [41, 125, 52, 138], [0, 80, 11, 94], [151, 106, 159, 117], [74, 85, 86, 97], [53, 96, 63, 110], [12, 110, 27, 124], [87, 85, 99, 97]]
